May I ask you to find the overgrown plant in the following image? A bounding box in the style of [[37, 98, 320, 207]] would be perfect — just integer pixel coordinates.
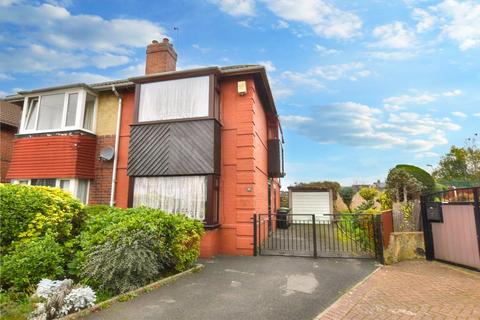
[[81, 231, 169, 294], [385, 168, 423, 202], [356, 187, 378, 211], [0, 183, 84, 251], [0, 235, 65, 292]]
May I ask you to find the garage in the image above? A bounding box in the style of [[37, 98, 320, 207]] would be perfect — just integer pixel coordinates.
[[288, 187, 333, 222]]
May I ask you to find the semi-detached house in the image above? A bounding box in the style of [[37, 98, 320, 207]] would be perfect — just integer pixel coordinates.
[[4, 39, 285, 257]]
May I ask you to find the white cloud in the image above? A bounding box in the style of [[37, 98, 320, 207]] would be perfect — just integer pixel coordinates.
[[281, 62, 371, 89], [0, 2, 166, 74], [383, 93, 436, 105], [412, 8, 436, 33], [54, 71, 112, 84], [263, 0, 362, 39], [434, 0, 480, 50], [371, 22, 417, 49], [257, 60, 276, 72], [442, 89, 462, 96], [451, 111, 467, 118], [283, 102, 460, 153], [91, 53, 130, 69], [282, 71, 325, 89], [474, 113, 480, 118], [384, 104, 404, 112], [315, 45, 341, 55], [368, 51, 416, 60], [208, 0, 256, 17], [119, 62, 145, 78]]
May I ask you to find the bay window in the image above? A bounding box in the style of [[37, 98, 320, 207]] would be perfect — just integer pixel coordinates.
[[138, 76, 210, 122], [12, 178, 90, 204], [133, 176, 207, 221], [20, 89, 97, 134]]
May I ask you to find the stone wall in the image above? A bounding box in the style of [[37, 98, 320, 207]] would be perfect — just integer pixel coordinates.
[[384, 231, 425, 264]]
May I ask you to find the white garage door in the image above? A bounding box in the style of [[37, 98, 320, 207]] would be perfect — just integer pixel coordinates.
[[291, 191, 332, 222]]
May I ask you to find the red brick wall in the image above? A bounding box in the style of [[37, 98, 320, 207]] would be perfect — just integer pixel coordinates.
[[88, 135, 115, 205], [6, 133, 96, 179], [0, 126, 17, 182], [200, 76, 281, 257]]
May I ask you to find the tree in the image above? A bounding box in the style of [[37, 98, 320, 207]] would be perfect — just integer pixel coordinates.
[[358, 187, 378, 202], [385, 168, 423, 202], [433, 134, 480, 187], [339, 187, 354, 212], [395, 164, 435, 193]]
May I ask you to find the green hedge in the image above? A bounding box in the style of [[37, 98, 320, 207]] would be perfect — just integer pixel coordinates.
[[0, 235, 65, 292], [0, 184, 84, 251], [395, 164, 435, 193]]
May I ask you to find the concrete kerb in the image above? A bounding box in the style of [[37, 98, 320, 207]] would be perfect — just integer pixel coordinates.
[[58, 264, 204, 320], [312, 264, 383, 320]]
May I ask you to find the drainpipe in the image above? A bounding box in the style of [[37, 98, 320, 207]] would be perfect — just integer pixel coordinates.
[[110, 85, 122, 206]]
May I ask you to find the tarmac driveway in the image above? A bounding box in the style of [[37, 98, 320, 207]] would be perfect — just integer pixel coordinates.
[[82, 256, 378, 320]]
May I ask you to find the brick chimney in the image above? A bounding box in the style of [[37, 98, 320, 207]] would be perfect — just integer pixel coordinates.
[[145, 38, 177, 74]]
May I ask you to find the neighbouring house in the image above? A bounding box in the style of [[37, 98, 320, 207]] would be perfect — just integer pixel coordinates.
[[4, 38, 284, 257], [0, 100, 22, 182], [288, 186, 334, 222]]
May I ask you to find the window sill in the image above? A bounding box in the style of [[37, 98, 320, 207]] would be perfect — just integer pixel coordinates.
[[16, 129, 96, 138], [204, 223, 221, 230]]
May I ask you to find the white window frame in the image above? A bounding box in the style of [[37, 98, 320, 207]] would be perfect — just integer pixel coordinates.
[[19, 88, 98, 135], [11, 178, 90, 204]]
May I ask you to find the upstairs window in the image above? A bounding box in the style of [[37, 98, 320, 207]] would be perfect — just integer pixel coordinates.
[[138, 76, 210, 122], [21, 90, 97, 134]]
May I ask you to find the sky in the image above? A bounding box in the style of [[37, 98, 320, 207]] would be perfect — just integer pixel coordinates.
[[0, 0, 479, 188]]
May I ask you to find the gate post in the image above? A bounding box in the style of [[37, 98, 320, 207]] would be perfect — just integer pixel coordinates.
[[252, 213, 257, 256], [312, 215, 318, 258], [373, 214, 384, 264], [420, 195, 435, 260]]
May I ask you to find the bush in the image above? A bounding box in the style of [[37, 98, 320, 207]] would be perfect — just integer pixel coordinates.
[[81, 230, 168, 294], [0, 184, 84, 251], [0, 235, 65, 292], [395, 164, 435, 193], [378, 191, 392, 210], [74, 206, 204, 284], [358, 187, 378, 202]]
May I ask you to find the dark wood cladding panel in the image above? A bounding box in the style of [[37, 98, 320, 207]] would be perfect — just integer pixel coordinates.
[[128, 119, 220, 176], [268, 139, 285, 178]]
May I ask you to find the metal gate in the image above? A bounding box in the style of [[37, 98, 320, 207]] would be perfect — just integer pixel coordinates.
[[421, 187, 480, 271], [253, 213, 383, 262]]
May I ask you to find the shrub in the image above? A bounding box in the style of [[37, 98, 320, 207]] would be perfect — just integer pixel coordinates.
[[81, 230, 168, 294], [0, 184, 84, 251], [74, 206, 204, 282], [395, 164, 435, 193], [358, 187, 378, 202], [0, 235, 65, 292], [378, 191, 392, 210]]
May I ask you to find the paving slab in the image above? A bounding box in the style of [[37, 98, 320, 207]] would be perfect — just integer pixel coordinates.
[[82, 256, 377, 320], [317, 260, 480, 320]]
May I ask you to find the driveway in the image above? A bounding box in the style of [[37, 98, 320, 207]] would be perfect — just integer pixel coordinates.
[[82, 256, 377, 320], [317, 260, 480, 319]]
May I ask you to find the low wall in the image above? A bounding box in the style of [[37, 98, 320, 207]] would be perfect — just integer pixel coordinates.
[[384, 232, 425, 265]]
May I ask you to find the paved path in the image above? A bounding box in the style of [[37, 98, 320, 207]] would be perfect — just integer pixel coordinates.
[[82, 256, 377, 320], [318, 260, 480, 320]]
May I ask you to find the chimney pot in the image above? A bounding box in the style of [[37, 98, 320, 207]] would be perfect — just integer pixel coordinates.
[[152, 40, 159, 44], [162, 38, 169, 43]]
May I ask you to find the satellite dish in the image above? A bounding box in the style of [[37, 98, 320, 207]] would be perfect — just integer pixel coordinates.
[[99, 146, 115, 161]]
